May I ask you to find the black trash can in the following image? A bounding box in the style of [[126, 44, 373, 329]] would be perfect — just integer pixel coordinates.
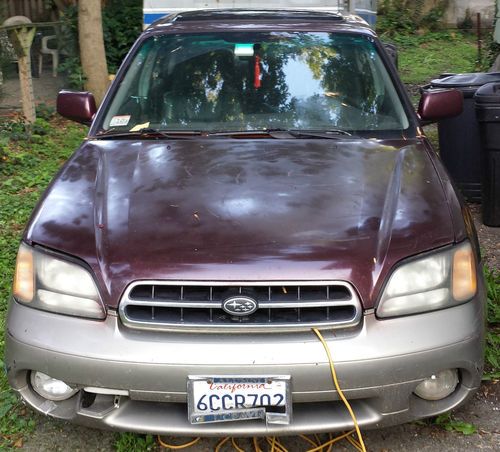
[[474, 82, 500, 226], [427, 73, 500, 202]]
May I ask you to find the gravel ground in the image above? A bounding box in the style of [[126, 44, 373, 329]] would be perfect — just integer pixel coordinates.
[[17, 205, 500, 451], [469, 203, 500, 270]]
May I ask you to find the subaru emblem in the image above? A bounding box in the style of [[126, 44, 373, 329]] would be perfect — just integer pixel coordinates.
[[222, 296, 258, 316]]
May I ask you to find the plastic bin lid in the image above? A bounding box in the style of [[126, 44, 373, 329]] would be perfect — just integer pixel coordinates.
[[474, 82, 500, 104], [430, 72, 500, 88]]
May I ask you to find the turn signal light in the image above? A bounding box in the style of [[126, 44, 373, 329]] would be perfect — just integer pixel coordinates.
[[452, 245, 476, 302], [13, 244, 34, 303]]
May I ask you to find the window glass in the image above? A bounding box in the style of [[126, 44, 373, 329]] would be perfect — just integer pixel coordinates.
[[101, 32, 409, 132]]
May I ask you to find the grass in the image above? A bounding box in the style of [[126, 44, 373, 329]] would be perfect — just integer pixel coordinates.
[[391, 31, 479, 85], [484, 267, 500, 379], [114, 433, 157, 451], [0, 114, 86, 449]]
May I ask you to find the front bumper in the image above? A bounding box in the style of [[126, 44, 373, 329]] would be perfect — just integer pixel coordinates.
[[5, 295, 484, 436]]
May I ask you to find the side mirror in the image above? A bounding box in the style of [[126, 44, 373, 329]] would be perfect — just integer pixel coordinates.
[[417, 89, 463, 123], [57, 90, 97, 125]]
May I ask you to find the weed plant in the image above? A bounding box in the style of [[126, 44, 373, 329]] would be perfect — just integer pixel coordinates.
[[0, 117, 86, 449]]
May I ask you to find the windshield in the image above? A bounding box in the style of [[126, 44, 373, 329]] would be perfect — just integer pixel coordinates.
[[100, 32, 409, 133]]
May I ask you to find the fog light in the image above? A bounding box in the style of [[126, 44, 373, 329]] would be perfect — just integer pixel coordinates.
[[30, 371, 78, 401], [414, 369, 459, 401]]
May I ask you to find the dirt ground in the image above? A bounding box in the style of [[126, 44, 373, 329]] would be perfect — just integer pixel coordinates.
[[0, 72, 65, 116], [469, 204, 500, 270], [18, 205, 500, 451], [18, 376, 500, 451]]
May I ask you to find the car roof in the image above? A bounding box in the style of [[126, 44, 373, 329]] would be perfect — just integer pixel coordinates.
[[145, 9, 375, 36]]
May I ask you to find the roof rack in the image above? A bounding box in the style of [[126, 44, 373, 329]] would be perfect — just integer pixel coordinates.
[[166, 9, 345, 24]]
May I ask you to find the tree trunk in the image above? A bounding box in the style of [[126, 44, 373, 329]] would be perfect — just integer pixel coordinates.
[[78, 0, 109, 105]]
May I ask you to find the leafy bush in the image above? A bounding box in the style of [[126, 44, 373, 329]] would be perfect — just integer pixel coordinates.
[[58, 5, 85, 90], [36, 102, 56, 121], [377, 0, 449, 36], [483, 1, 500, 71], [103, 0, 143, 73], [59, 0, 142, 87]]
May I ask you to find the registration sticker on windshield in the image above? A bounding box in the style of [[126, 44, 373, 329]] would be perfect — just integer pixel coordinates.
[[188, 376, 291, 425], [109, 115, 131, 127]]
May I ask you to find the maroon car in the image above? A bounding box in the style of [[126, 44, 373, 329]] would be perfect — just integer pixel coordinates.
[[6, 10, 485, 437]]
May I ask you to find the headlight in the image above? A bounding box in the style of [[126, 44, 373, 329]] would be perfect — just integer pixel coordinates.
[[13, 243, 105, 319], [377, 241, 476, 318]]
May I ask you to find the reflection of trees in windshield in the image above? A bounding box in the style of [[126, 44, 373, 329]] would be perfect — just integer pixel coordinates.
[[154, 40, 291, 129], [321, 39, 381, 127], [103, 32, 408, 132]]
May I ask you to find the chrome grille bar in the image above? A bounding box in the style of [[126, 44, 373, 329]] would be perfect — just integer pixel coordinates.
[[119, 280, 362, 333]]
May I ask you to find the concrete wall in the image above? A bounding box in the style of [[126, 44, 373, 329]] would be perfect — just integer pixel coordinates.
[[444, 0, 496, 26]]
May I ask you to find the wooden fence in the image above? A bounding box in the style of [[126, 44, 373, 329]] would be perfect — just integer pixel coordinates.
[[4, 0, 54, 22], [3, 0, 78, 23]]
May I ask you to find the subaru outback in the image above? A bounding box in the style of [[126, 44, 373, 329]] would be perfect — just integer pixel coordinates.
[[5, 9, 485, 437]]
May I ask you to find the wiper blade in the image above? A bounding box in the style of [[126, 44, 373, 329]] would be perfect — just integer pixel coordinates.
[[207, 129, 281, 137], [94, 127, 354, 140], [206, 128, 353, 139], [94, 128, 202, 140], [286, 129, 353, 138]]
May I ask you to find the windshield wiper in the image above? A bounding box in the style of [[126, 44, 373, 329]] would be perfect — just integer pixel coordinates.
[[286, 129, 353, 138], [94, 127, 355, 140], [94, 128, 202, 140], [207, 128, 353, 139]]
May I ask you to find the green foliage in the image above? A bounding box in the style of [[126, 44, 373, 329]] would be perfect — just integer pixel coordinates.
[[103, 0, 143, 74], [0, 117, 86, 449], [377, 0, 449, 37], [36, 103, 56, 121], [483, 37, 500, 72], [0, 389, 36, 450], [59, 0, 142, 85], [114, 433, 157, 451], [0, 116, 31, 147], [58, 5, 85, 89], [484, 266, 500, 378], [485, 266, 500, 324], [391, 32, 477, 85], [483, 0, 500, 71], [433, 413, 477, 435]]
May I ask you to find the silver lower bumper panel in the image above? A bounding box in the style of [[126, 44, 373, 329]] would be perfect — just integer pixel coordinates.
[[5, 295, 485, 436]]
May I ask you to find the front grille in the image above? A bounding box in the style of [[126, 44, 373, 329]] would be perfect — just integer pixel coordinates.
[[119, 281, 362, 333]]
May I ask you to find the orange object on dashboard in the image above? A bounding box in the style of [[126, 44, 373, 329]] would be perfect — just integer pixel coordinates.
[[254, 55, 261, 89]]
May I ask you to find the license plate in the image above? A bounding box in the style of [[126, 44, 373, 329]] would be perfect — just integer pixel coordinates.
[[187, 376, 291, 425]]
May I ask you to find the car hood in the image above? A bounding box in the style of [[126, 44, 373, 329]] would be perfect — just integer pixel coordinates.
[[26, 138, 456, 308]]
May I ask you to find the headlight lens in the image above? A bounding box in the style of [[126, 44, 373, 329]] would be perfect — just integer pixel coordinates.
[[13, 243, 105, 319], [377, 241, 476, 318]]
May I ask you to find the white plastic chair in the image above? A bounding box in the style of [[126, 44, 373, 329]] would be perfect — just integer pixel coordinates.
[[38, 35, 59, 77]]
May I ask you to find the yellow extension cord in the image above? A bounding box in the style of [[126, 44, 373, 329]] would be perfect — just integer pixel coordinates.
[[157, 328, 367, 451]]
